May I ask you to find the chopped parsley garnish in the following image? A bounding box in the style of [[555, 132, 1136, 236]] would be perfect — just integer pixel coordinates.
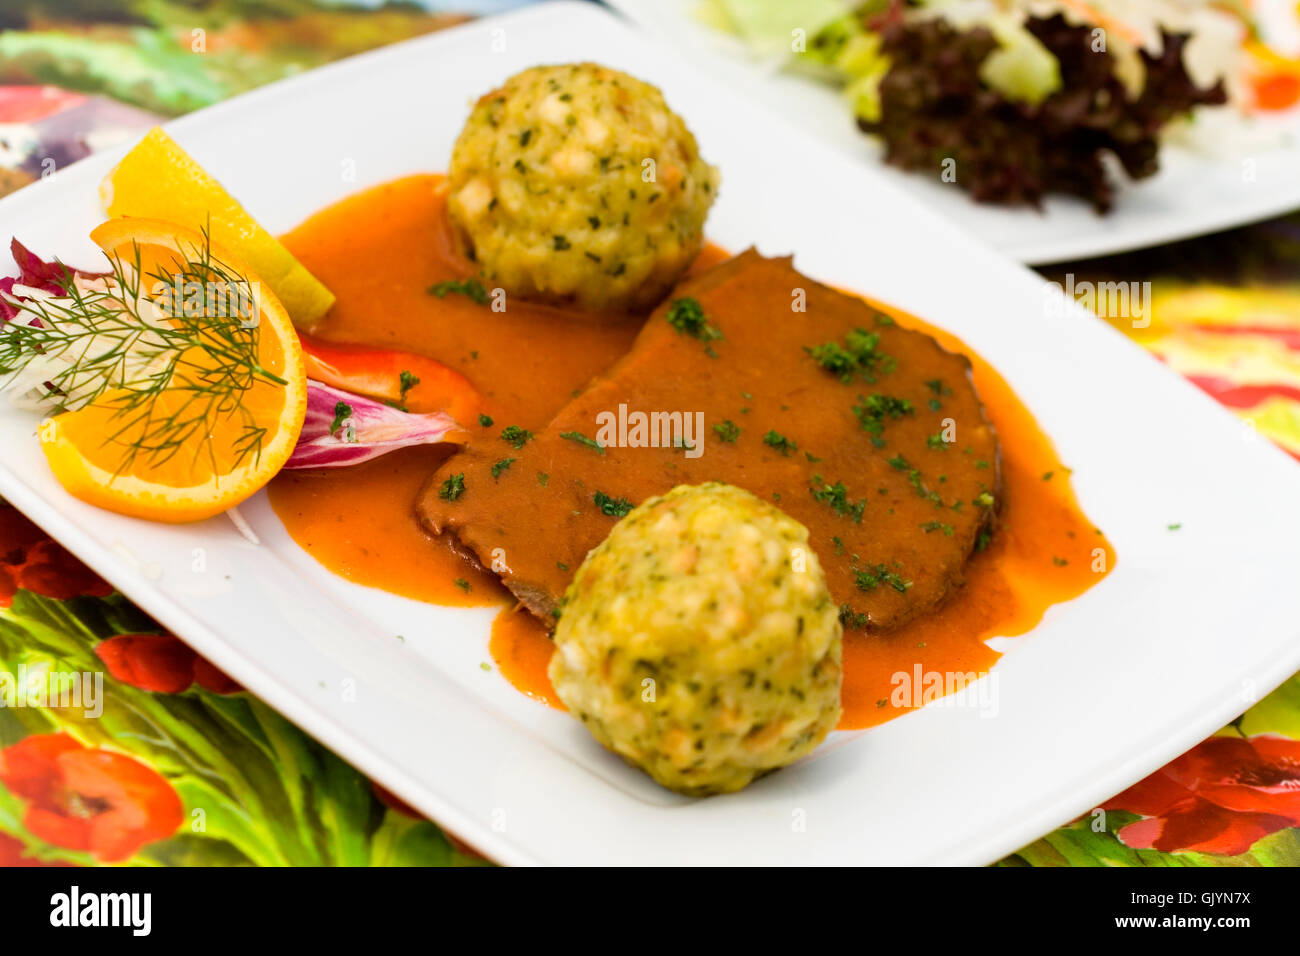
[[889, 454, 943, 506], [398, 370, 420, 404], [853, 393, 914, 443], [453, 578, 471, 593], [713, 419, 741, 443], [809, 474, 865, 523], [1042, 470, 1055, 481], [805, 342, 857, 376], [975, 530, 993, 553], [805, 328, 892, 383], [330, 401, 352, 437], [427, 277, 489, 305], [921, 520, 954, 536], [665, 297, 723, 343], [839, 604, 871, 629], [1167, 522, 1182, 531], [926, 432, 949, 450], [478, 413, 494, 428], [537, 472, 550, 486], [560, 430, 605, 455], [491, 458, 516, 479], [438, 473, 466, 502], [593, 491, 634, 517], [853, 563, 912, 594], [500, 425, 533, 449], [763, 430, 798, 456], [925, 379, 951, 397]]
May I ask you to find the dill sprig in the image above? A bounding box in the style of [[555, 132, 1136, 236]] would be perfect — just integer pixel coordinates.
[[0, 230, 286, 477]]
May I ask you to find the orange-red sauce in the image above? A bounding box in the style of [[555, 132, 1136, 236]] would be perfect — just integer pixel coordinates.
[[271, 174, 1113, 730], [269, 444, 504, 606], [835, 316, 1111, 727]]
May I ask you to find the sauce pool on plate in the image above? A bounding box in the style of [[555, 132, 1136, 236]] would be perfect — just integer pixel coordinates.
[[269, 173, 1114, 731]]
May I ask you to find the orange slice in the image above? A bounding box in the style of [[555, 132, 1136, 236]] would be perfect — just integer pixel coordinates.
[[39, 218, 308, 523]]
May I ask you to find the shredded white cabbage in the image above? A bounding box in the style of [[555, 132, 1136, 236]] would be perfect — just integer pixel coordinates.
[[0, 268, 175, 412]]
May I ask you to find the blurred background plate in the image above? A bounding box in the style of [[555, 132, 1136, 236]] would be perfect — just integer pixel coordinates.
[[603, 0, 1300, 265]]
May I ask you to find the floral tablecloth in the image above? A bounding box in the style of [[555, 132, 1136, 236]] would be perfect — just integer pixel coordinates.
[[1, 0, 1298, 868]]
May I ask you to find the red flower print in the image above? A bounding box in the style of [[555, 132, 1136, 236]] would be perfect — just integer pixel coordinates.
[[369, 780, 488, 861], [8, 540, 114, 602], [0, 831, 75, 867], [95, 634, 242, 695], [371, 780, 422, 819], [0, 506, 45, 604], [0, 733, 183, 862], [0, 506, 112, 607], [1103, 734, 1300, 855], [192, 657, 243, 695]]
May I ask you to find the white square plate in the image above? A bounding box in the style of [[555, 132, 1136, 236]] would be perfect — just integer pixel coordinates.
[[2, 1, 1299, 865], [605, 0, 1300, 265]]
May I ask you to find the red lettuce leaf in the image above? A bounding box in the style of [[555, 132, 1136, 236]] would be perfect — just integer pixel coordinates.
[[286, 380, 466, 469], [1, 238, 105, 324], [858, 13, 1228, 211]]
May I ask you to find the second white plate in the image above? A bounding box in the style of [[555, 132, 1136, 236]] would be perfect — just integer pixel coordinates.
[[605, 0, 1300, 264]]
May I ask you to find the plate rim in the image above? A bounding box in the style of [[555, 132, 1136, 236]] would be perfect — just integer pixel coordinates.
[[602, 0, 1300, 265], [1, 0, 1299, 866]]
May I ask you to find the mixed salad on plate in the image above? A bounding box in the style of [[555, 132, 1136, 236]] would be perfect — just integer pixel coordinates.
[[698, 0, 1300, 209]]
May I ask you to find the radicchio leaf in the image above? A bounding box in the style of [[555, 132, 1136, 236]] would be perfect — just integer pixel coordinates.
[[859, 13, 1228, 212], [285, 380, 466, 469], [1, 238, 106, 324]]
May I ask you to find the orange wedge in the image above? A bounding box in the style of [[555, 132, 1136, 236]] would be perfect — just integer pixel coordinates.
[[101, 127, 335, 326], [39, 218, 307, 523]]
